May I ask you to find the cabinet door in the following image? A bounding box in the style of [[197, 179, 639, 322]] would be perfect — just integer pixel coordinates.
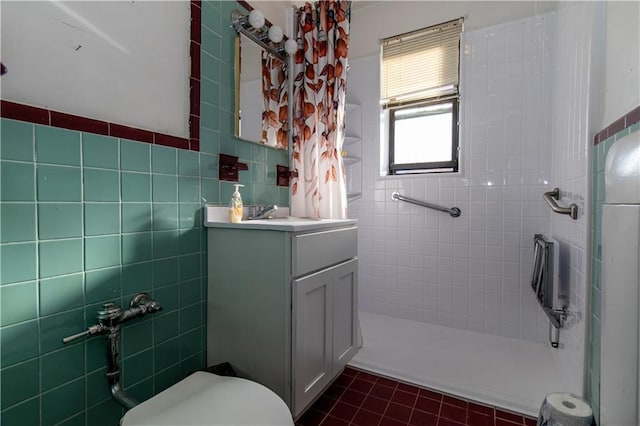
[[332, 258, 358, 370], [293, 269, 333, 417]]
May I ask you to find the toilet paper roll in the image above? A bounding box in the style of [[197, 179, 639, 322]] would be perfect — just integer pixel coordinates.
[[538, 393, 594, 426]]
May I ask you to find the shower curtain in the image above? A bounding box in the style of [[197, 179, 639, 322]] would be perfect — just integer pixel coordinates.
[[261, 52, 288, 150], [290, 0, 351, 219]]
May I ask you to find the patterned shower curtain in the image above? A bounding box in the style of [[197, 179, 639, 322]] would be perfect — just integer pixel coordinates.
[[290, 0, 351, 219], [261, 52, 288, 150]]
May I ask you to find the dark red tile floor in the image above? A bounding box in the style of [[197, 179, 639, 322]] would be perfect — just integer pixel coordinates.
[[296, 367, 538, 426]]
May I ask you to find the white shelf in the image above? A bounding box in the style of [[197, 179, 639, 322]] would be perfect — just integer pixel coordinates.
[[345, 101, 362, 202], [344, 136, 361, 146]]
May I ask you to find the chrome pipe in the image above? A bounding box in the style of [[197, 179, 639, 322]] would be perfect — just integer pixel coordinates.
[[111, 382, 138, 410], [391, 191, 461, 218], [105, 329, 121, 386], [543, 188, 578, 220]]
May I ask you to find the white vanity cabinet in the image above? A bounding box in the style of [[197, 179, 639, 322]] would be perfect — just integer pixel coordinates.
[[206, 221, 358, 418], [293, 256, 358, 412]]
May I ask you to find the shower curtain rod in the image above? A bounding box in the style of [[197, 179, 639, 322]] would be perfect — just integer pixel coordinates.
[[391, 191, 461, 218]]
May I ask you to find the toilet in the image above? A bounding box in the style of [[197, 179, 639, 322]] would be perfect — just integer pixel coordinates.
[[120, 371, 294, 425]]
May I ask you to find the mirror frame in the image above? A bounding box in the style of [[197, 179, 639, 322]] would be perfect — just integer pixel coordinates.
[[234, 35, 242, 140], [232, 4, 289, 151]]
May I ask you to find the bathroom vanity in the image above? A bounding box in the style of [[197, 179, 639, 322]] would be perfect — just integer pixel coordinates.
[[204, 210, 359, 418]]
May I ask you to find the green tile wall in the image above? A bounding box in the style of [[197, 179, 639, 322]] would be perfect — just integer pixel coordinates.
[[0, 1, 288, 424], [588, 122, 640, 424]]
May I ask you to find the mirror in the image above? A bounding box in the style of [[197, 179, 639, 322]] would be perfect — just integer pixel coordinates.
[[235, 30, 289, 150]]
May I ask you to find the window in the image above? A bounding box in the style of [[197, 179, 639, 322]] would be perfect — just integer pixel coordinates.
[[381, 18, 463, 175]]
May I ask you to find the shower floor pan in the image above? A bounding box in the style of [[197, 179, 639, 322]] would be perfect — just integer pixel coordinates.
[[349, 310, 563, 417]]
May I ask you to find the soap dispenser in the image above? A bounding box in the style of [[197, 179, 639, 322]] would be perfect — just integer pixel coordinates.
[[229, 184, 244, 223]]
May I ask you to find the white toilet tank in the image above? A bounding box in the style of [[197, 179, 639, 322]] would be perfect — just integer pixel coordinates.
[[120, 372, 294, 426]]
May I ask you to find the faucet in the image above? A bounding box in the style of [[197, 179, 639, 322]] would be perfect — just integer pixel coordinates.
[[248, 205, 278, 220], [62, 292, 162, 410]]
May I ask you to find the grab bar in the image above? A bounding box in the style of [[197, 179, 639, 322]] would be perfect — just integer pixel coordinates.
[[543, 188, 578, 220], [391, 191, 461, 218]]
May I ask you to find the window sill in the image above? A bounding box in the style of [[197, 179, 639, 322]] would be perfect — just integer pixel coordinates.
[[378, 170, 462, 180]]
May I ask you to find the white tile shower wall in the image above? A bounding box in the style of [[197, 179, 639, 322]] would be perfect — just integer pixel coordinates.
[[546, 1, 604, 395], [348, 13, 558, 343]]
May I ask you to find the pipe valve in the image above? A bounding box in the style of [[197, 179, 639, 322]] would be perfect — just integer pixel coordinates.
[[62, 292, 162, 345], [61, 292, 162, 410]]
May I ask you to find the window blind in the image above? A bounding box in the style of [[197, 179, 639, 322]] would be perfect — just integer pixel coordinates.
[[381, 18, 462, 107]]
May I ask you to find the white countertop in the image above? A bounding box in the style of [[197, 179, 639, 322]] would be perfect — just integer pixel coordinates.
[[203, 205, 357, 232]]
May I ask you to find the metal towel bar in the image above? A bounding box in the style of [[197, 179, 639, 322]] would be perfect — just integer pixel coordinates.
[[391, 192, 461, 218], [543, 188, 578, 220]]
